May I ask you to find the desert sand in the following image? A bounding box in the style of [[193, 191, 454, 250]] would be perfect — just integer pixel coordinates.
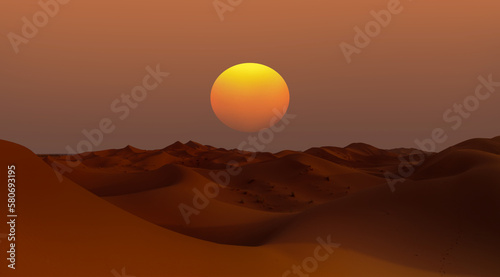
[[1, 137, 499, 276]]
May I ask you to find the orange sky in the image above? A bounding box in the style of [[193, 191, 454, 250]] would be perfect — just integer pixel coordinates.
[[1, 0, 499, 153]]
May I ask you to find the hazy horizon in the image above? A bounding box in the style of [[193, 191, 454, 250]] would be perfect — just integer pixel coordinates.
[[2, 0, 499, 154]]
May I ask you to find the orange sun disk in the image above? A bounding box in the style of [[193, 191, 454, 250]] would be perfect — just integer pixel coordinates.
[[210, 63, 290, 132]]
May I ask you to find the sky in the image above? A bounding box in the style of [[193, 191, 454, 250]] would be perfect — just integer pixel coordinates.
[[1, 0, 499, 154]]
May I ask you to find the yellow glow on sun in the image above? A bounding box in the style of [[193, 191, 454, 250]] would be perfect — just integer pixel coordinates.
[[211, 63, 290, 132]]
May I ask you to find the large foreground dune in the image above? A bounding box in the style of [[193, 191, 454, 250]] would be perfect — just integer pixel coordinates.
[[1, 137, 499, 276]]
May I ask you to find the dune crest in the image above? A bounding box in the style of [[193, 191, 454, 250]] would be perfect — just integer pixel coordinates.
[[7, 136, 498, 276]]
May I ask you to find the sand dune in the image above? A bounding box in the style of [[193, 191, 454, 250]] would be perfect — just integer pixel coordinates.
[[2, 137, 499, 276], [47, 142, 388, 215], [1, 140, 298, 277], [269, 165, 500, 276], [413, 137, 500, 180]]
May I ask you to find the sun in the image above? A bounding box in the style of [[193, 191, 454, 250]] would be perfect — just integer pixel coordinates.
[[210, 63, 290, 132]]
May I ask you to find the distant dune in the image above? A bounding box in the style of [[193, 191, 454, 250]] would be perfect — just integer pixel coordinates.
[[1, 137, 499, 276]]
